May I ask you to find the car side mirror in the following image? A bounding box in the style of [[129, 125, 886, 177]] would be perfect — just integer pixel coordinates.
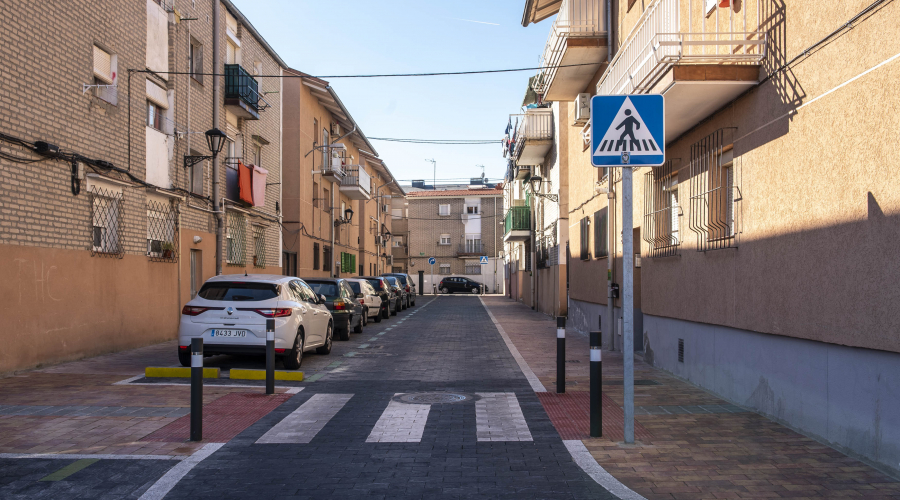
[[319, 294, 327, 304]]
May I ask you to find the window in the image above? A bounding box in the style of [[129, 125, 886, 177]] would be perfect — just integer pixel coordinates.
[[464, 237, 482, 253], [189, 37, 203, 83], [438, 204, 450, 216], [439, 234, 451, 245], [252, 225, 266, 268], [313, 242, 320, 270], [283, 251, 297, 276], [190, 250, 202, 298], [146, 199, 177, 262], [198, 282, 278, 301], [643, 161, 681, 258], [593, 208, 608, 258], [579, 217, 590, 261], [251, 144, 262, 167], [147, 101, 164, 131], [189, 149, 205, 196], [91, 187, 122, 257], [323, 245, 332, 273], [312, 181, 319, 208], [323, 188, 330, 210], [466, 205, 479, 214], [393, 236, 403, 247], [322, 128, 330, 172], [439, 264, 451, 275], [340, 252, 356, 274], [226, 212, 245, 265], [689, 128, 738, 252], [359, 264, 364, 276], [92, 45, 117, 104], [465, 264, 481, 275]]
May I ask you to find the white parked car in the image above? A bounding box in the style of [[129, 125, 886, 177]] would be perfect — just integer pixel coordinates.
[[178, 275, 333, 370], [346, 278, 383, 323]]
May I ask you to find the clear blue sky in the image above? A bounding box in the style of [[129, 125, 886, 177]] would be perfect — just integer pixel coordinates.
[[230, 0, 551, 185]]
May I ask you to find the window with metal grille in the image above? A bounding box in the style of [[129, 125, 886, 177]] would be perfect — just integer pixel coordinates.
[[323, 245, 331, 273], [548, 244, 559, 266], [643, 159, 681, 258], [313, 242, 320, 270], [579, 217, 590, 261], [252, 225, 266, 268], [465, 264, 481, 275], [91, 187, 123, 258], [593, 208, 608, 258], [689, 128, 738, 252], [226, 212, 245, 265], [146, 199, 177, 262], [524, 242, 532, 271]]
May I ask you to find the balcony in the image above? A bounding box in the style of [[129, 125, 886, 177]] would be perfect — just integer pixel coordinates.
[[515, 165, 532, 181], [224, 64, 270, 120], [596, 0, 766, 143], [503, 206, 531, 242], [457, 242, 487, 257], [391, 245, 408, 260], [533, 0, 608, 101], [339, 166, 371, 200], [511, 108, 553, 166]]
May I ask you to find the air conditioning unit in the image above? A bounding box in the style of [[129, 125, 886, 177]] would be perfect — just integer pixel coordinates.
[[574, 93, 591, 123], [331, 122, 341, 136]]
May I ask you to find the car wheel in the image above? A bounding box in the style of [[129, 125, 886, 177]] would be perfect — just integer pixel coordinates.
[[401, 297, 407, 310], [178, 349, 191, 367], [316, 323, 333, 354], [354, 313, 364, 333], [441, 287, 450, 294], [283, 333, 304, 370], [381, 305, 390, 319], [471, 287, 479, 294], [391, 302, 398, 316], [362, 309, 368, 326], [410, 298, 415, 307]]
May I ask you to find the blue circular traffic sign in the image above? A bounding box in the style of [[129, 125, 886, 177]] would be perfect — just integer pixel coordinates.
[[428, 257, 436, 265]]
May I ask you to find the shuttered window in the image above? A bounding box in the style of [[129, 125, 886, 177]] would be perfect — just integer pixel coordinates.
[[93, 46, 113, 83], [593, 208, 608, 258]]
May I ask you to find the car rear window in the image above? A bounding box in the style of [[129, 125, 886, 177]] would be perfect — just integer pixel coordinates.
[[198, 282, 278, 301], [347, 282, 361, 294], [388, 275, 408, 285], [306, 281, 338, 297], [366, 279, 383, 290], [383, 277, 397, 286]]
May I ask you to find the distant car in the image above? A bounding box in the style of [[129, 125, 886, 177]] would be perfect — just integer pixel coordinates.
[[345, 278, 382, 324], [439, 277, 484, 295], [302, 278, 364, 340], [381, 276, 404, 315], [360, 276, 396, 320], [178, 275, 333, 370], [382, 273, 416, 308]]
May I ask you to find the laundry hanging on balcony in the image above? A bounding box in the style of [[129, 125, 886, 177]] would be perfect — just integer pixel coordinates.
[[238, 161, 254, 205], [251, 165, 268, 208]]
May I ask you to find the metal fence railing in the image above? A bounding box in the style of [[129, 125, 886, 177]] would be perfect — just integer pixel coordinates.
[[643, 159, 682, 258], [147, 199, 178, 263], [504, 206, 531, 234], [90, 186, 124, 258], [688, 128, 739, 252], [534, 0, 606, 95]]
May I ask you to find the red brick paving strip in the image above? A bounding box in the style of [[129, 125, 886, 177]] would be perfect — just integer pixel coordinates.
[[142, 393, 291, 443], [537, 392, 652, 442]]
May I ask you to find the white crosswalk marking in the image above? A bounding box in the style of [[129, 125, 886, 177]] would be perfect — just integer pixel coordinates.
[[475, 393, 533, 442], [256, 394, 353, 444], [366, 395, 430, 443]]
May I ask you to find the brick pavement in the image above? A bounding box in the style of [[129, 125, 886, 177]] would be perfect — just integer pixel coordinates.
[[481, 296, 900, 499]]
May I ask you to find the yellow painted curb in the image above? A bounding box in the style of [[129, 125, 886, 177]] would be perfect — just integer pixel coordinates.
[[145, 367, 220, 378], [229, 369, 304, 381]]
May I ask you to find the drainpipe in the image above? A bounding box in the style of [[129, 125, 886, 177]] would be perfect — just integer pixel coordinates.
[[212, 0, 223, 275]]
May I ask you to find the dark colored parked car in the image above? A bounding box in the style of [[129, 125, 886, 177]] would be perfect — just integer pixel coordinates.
[[381, 276, 404, 315], [302, 278, 364, 340], [360, 277, 396, 320], [438, 277, 484, 295], [382, 273, 416, 307]]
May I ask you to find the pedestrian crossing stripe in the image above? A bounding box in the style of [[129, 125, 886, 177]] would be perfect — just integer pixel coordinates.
[[591, 94, 665, 167]]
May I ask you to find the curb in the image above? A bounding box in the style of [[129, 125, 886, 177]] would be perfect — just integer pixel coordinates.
[[145, 367, 220, 379], [229, 369, 304, 381]]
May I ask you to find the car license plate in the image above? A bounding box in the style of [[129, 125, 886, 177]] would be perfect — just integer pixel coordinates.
[[211, 329, 247, 337]]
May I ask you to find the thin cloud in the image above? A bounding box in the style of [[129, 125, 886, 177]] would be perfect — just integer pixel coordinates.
[[446, 17, 500, 26]]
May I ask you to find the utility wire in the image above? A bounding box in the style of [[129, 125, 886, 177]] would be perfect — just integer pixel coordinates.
[[369, 137, 500, 144]]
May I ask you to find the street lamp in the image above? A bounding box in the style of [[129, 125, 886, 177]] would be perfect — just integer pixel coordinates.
[[184, 128, 228, 169], [527, 174, 559, 202], [334, 207, 354, 227]]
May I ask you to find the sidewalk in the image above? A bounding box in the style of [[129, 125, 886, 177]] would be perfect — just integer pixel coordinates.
[[482, 296, 900, 500], [0, 341, 292, 457]]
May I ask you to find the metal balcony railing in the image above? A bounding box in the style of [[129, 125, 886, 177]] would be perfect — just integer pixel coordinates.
[[457, 242, 486, 255], [340, 166, 371, 195], [509, 109, 553, 162], [504, 206, 531, 234], [597, 0, 765, 96], [533, 0, 606, 95], [224, 64, 270, 113]]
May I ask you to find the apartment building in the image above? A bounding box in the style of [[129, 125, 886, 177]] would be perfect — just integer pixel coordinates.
[[518, 0, 900, 474], [281, 70, 404, 279], [407, 187, 504, 294], [390, 196, 410, 273], [0, 0, 285, 374]]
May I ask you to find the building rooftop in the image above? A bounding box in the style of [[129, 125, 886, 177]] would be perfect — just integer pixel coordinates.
[[407, 187, 503, 198]]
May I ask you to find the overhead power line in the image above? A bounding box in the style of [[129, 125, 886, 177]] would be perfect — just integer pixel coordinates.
[[369, 137, 499, 145]]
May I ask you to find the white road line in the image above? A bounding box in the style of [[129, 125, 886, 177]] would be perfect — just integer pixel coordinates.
[[478, 296, 546, 392], [563, 440, 647, 500], [284, 387, 303, 394], [0, 453, 183, 460], [138, 443, 224, 500], [366, 396, 430, 443], [112, 375, 144, 385], [256, 394, 352, 444], [475, 393, 532, 442]]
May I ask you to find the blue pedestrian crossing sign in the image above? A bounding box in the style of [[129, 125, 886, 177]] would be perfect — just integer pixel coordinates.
[[591, 95, 665, 167], [428, 257, 436, 265], [479, 256, 488, 265]]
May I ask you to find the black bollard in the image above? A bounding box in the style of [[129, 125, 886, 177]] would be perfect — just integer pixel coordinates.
[[190, 337, 203, 441], [556, 316, 566, 394], [590, 325, 602, 438], [266, 318, 275, 395]]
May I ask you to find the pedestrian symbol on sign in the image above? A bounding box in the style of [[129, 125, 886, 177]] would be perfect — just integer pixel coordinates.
[[591, 95, 664, 167], [479, 256, 488, 265]]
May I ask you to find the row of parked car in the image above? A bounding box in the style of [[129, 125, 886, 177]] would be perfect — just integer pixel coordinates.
[[177, 272, 418, 369]]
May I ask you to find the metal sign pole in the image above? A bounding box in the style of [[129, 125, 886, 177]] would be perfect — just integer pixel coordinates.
[[622, 166, 635, 444]]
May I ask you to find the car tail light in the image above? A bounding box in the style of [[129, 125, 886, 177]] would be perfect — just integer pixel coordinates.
[[182, 306, 222, 316], [358, 299, 365, 305], [274, 348, 286, 354], [242, 308, 292, 318], [178, 345, 188, 351], [333, 300, 347, 311], [405, 285, 410, 292]]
